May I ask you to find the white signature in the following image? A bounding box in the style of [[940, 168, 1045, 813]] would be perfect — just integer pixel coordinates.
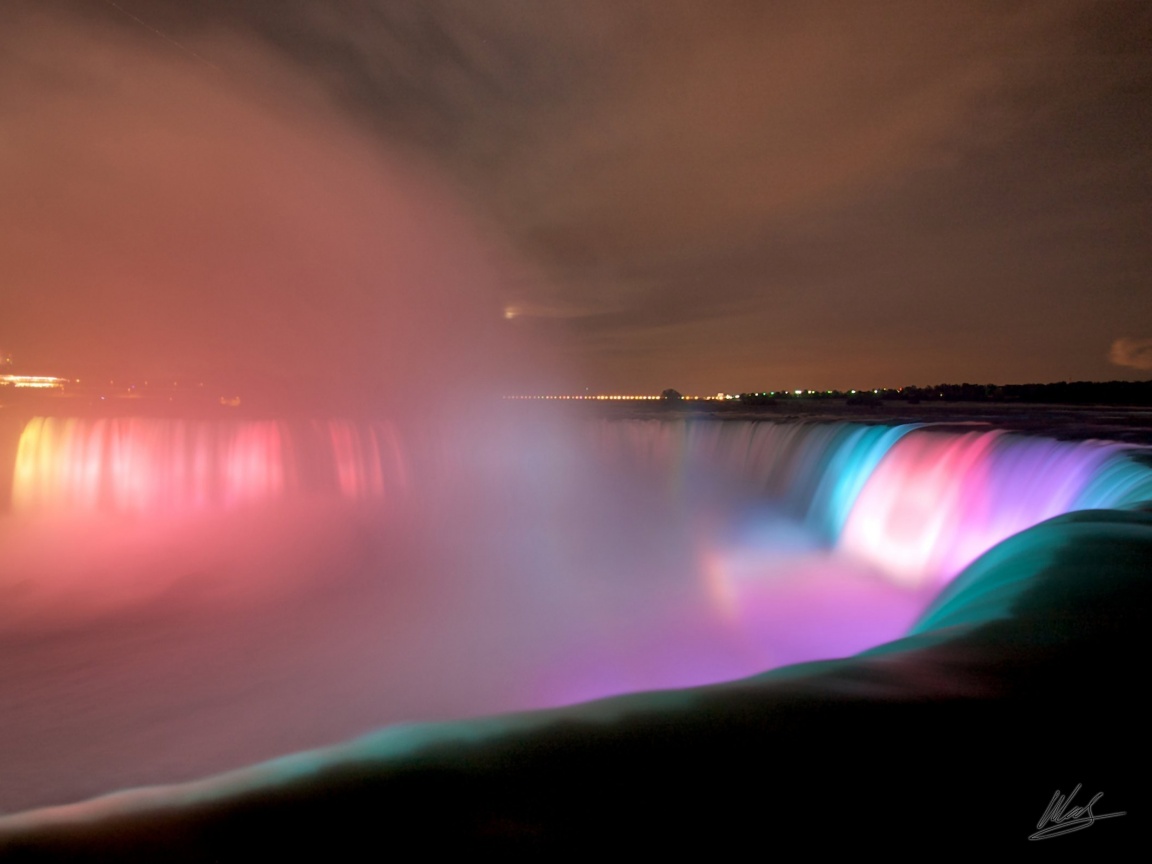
[[1029, 783, 1126, 840]]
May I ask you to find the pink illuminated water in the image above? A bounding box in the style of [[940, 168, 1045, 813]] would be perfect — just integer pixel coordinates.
[[10, 417, 406, 512], [0, 414, 1149, 812]]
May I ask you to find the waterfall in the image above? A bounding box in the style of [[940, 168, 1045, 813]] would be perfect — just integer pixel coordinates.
[[587, 418, 1152, 587], [7, 416, 1151, 591], [8, 417, 408, 512], [1, 412, 1150, 818]]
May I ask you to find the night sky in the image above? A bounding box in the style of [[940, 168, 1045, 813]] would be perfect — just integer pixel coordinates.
[[2, 0, 1150, 398]]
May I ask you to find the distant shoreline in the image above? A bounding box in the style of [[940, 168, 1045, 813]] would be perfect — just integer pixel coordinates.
[[503, 399, 1152, 445]]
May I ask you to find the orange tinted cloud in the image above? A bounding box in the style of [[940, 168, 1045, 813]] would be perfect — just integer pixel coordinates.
[[1110, 338, 1152, 372]]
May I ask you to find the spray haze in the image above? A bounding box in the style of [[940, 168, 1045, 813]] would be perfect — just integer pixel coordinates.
[[0, 1, 574, 811], [1, 2, 539, 410]]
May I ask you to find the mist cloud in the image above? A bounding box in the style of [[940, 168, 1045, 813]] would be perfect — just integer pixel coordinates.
[[1, 2, 548, 409]]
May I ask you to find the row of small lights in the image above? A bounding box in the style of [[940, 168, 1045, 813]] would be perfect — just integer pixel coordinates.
[[0, 377, 243, 410], [750, 390, 882, 395], [504, 389, 885, 401], [504, 395, 666, 401], [0, 377, 214, 389]]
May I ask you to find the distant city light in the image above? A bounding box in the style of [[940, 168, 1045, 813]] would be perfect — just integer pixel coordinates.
[[501, 393, 754, 401], [499, 388, 909, 402], [502, 394, 665, 401], [0, 375, 68, 389]]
